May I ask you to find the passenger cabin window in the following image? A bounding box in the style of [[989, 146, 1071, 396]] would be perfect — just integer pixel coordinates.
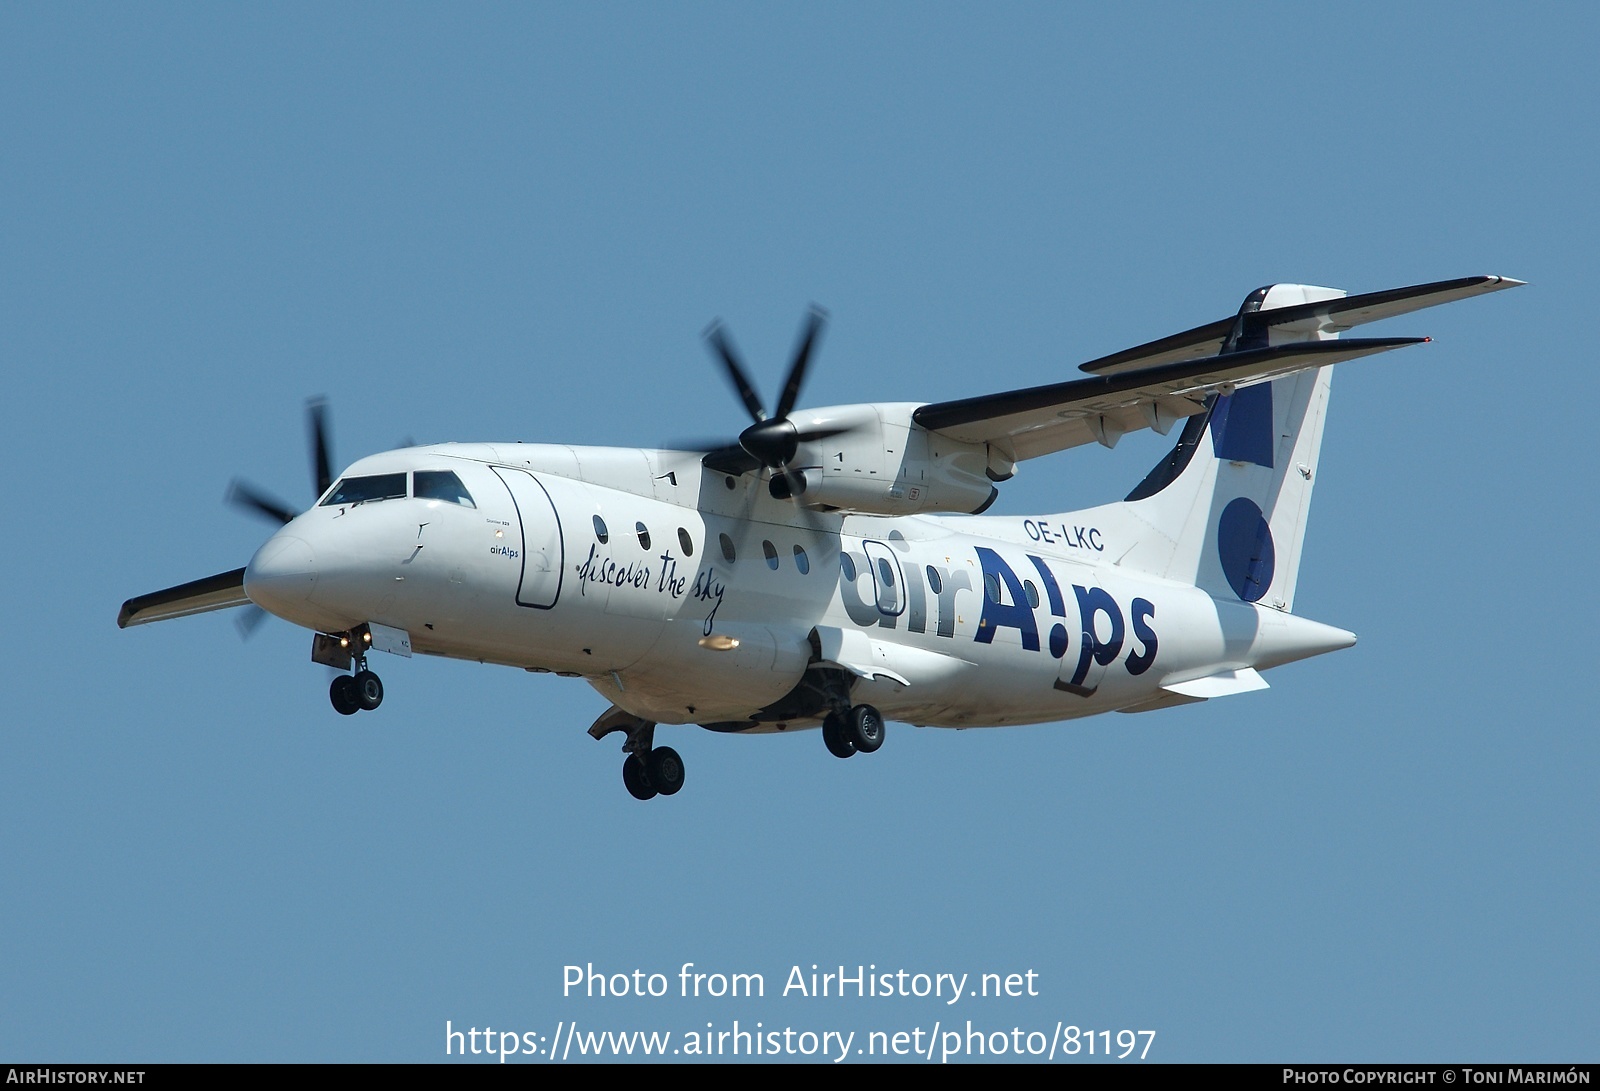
[[636, 523, 651, 550], [413, 470, 476, 508], [321, 473, 408, 506]]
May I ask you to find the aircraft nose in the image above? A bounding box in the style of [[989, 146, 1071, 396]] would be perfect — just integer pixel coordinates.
[[245, 533, 317, 614]]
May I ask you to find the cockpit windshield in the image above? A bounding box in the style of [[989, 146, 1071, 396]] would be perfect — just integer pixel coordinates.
[[321, 473, 408, 506], [414, 470, 476, 508]]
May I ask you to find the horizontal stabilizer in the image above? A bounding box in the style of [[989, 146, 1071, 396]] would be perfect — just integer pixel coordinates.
[[914, 337, 1418, 461], [1078, 275, 1522, 376], [117, 568, 249, 628]]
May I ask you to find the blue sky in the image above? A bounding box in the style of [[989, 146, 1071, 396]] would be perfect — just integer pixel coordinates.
[[2, 3, 1593, 1062]]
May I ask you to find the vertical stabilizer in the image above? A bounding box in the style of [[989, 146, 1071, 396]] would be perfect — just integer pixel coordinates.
[[1117, 283, 1345, 612]]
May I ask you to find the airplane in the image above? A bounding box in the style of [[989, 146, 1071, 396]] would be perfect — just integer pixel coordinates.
[[118, 275, 1522, 800]]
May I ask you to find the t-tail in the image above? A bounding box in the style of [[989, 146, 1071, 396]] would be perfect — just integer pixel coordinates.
[[1117, 284, 1357, 613]]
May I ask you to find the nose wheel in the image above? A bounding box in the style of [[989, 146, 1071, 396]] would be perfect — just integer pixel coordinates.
[[330, 675, 360, 715], [329, 660, 384, 716]]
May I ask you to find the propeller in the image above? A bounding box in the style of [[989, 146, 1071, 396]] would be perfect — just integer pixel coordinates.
[[223, 397, 338, 637], [234, 604, 270, 640], [700, 306, 848, 500], [225, 480, 297, 526], [308, 396, 333, 499]]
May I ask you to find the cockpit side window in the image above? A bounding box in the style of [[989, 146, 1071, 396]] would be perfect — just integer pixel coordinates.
[[413, 470, 476, 509], [321, 473, 408, 506]]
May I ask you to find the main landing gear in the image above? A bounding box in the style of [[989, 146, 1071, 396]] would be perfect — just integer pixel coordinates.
[[821, 703, 885, 760], [329, 664, 384, 716], [588, 708, 684, 801]]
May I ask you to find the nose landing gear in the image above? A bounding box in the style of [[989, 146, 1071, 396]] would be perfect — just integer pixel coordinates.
[[316, 629, 386, 716], [329, 666, 384, 714], [330, 674, 360, 716], [352, 669, 384, 710], [326, 660, 384, 716], [588, 706, 685, 801]]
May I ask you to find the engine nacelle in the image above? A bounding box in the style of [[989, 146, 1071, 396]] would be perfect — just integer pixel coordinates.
[[785, 402, 1000, 516]]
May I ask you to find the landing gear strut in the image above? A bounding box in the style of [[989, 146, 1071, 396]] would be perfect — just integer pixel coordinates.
[[589, 708, 685, 801], [822, 711, 854, 758]]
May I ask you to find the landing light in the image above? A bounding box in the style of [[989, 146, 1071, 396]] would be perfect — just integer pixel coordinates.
[[698, 634, 740, 651]]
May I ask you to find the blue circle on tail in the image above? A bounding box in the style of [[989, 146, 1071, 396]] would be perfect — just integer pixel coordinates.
[[1217, 497, 1275, 602]]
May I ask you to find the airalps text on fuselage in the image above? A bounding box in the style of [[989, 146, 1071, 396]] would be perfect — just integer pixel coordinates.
[[555, 518, 1157, 689], [836, 540, 1159, 689]]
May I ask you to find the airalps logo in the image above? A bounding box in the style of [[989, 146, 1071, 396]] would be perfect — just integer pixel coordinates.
[[972, 547, 1157, 691], [837, 542, 1159, 690], [491, 544, 521, 560]]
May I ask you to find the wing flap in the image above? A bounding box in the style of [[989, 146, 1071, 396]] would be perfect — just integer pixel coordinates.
[[118, 568, 249, 628], [915, 337, 1420, 454]]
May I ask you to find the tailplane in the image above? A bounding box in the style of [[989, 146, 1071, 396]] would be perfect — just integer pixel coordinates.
[[1117, 283, 1346, 612], [1056, 276, 1519, 610]]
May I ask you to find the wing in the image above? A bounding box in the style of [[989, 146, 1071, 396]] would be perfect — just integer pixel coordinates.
[[915, 275, 1522, 461], [118, 568, 250, 628]]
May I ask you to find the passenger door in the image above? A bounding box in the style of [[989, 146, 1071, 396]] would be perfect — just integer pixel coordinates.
[[491, 467, 563, 609]]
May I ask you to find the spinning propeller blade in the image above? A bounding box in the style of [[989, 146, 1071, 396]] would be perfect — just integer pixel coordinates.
[[308, 397, 334, 499], [226, 480, 297, 526], [220, 397, 345, 638], [774, 305, 826, 421], [698, 306, 847, 499], [703, 321, 769, 423], [234, 604, 269, 640]]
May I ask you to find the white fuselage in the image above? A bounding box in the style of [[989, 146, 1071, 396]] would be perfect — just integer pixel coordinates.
[[244, 442, 1354, 733]]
